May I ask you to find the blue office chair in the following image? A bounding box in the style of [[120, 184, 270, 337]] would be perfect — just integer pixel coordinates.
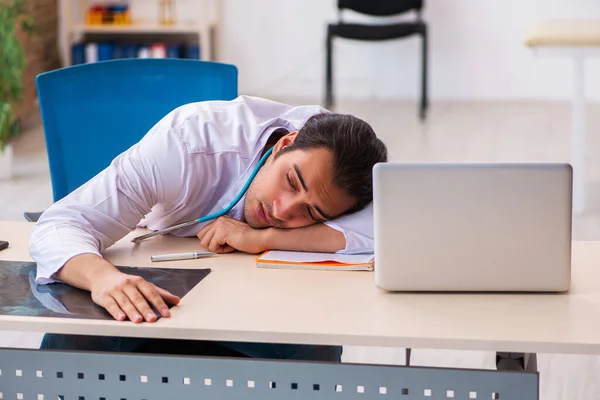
[[25, 59, 238, 222]]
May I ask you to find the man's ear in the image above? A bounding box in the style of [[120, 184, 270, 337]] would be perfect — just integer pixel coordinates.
[[272, 131, 299, 155]]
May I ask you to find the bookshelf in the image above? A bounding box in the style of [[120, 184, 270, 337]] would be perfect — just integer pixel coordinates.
[[61, 0, 220, 66], [73, 21, 203, 34]]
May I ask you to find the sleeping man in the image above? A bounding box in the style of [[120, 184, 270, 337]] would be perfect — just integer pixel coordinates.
[[29, 95, 388, 361]]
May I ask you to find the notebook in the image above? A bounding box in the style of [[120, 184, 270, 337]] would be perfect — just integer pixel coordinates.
[[256, 251, 374, 271]]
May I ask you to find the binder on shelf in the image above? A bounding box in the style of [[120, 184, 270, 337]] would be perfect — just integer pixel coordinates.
[[137, 46, 151, 59], [167, 45, 181, 58], [85, 43, 98, 63], [124, 44, 137, 59], [98, 43, 113, 61], [71, 44, 85, 65], [186, 44, 200, 60], [112, 44, 125, 59], [151, 43, 167, 58]]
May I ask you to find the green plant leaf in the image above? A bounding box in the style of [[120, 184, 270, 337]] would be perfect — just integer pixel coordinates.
[[21, 14, 35, 33], [0, 102, 17, 151], [0, 0, 33, 149]]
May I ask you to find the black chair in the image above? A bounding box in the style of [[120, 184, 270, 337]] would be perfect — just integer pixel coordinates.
[[325, 0, 428, 120]]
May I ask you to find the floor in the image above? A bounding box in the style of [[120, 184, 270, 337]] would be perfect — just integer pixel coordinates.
[[2, 98, 600, 399]]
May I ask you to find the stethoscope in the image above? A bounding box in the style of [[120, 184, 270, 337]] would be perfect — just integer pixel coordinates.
[[131, 147, 274, 244]]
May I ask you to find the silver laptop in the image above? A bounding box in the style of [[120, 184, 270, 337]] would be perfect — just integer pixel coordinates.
[[373, 163, 572, 292]]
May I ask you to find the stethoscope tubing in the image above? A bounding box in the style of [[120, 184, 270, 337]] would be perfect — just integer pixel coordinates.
[[131, 147, 274, 244]]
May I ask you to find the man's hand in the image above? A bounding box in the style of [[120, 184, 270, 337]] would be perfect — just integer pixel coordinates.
[[90, 270, 180, 323], [56, 253, 180, 323], [197, 216, 269, 254]]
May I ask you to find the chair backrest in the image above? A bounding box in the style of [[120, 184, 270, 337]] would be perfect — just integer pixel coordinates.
[[338, 0, 422, 16], [36, 59, 238, 202]]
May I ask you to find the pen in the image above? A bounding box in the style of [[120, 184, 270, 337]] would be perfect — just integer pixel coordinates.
[[151, 251, 216, 262]]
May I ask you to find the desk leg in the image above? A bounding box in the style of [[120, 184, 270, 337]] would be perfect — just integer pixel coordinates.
[[496, 352, 538, 372]]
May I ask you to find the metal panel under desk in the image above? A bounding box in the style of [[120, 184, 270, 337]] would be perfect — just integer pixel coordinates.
[[0, 347, 538, 400]]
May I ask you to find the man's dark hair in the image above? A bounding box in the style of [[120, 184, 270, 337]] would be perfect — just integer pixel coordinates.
[[277, 113, 388, 215]]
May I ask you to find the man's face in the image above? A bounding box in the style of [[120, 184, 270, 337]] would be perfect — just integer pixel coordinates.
[[244, 132, 356, 229]]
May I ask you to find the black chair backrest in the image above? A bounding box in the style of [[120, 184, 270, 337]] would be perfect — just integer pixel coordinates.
[[338, 0, 423, 16]]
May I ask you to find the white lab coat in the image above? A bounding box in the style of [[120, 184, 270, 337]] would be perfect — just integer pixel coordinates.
[[29, 96, 375, 284]]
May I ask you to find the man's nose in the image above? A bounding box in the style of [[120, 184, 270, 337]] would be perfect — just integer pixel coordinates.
[[272, 196, 299, 222]]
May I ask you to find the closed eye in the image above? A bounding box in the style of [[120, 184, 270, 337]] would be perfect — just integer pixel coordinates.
[[288, 170, 325, 222], [287, 172, 297, 191], [306, 207, 321, 222]]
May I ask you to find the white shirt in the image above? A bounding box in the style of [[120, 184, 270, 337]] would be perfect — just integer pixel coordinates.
[[29, 96, 375, 284]]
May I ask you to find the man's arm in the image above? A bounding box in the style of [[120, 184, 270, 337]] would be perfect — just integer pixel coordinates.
[[323, 202, 374, 254], [29, 124, 189, 322], [56, 254, 179, 322], [263, 223, 345, 252], [264, 204, 374, 253], [196, 206, 372, 254]]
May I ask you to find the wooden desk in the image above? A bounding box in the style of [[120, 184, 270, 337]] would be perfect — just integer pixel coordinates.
[[0, 221, 547, 399], [1, 221, 600, 355]]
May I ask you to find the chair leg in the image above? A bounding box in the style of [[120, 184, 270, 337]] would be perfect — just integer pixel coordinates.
[[420, 25, 429, 121], [325, 28, 334, 110]]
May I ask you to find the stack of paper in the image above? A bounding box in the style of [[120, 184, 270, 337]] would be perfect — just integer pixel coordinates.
[[256, 251, 374, 271]]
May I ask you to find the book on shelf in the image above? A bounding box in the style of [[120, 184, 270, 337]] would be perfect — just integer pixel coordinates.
[[85, 43, 98, 63]]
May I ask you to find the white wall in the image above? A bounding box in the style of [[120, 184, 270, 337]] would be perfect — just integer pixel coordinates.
[[59, 0, 600, 101], [217, 0, 600, 101]]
